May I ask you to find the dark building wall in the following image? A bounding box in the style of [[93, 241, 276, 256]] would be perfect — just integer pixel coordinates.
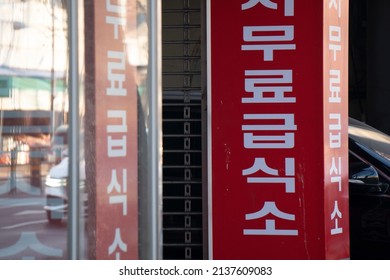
[[357, 1, 390, 134], [349, 0, 390, 135], [366, 0, 390, 134]]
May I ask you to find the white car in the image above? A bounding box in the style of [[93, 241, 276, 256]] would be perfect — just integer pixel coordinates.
[[44, 151, 86, 223]]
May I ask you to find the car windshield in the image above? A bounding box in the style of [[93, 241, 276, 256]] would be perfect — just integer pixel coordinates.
[[349, 118, 390, 162]]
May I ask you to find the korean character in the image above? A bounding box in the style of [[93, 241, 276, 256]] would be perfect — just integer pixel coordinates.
[[329, 0, 342, 18], [242, 0, 294, 17], [329, 25, 341, 61], [329, 113, 341, 148], [0, 232, 63, 259], [330, 156, 342, 191], [107, 51, 126, 96], [242, 113, 297, 149], [107, 169, 128, 215], [106, 15, 125, 40], [106, 109, 127, 158], [108, 228, 127, 259], [106, 1, 125, 40], [330, 201, 343, 235], [243, 69, 295, 104], [243, 157, 295, 193], [329, 69, 341, 103], [242, 25, 296, 61], [107, 110, 127, 133], [243, 201, 298, 236]]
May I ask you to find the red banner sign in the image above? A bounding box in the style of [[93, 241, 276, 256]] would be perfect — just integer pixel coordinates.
[[94, 1, 138, 259], [323, 0, 349, 258], [209, 0, 349, 259]]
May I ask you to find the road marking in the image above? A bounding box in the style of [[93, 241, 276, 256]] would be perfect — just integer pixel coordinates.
[[15, 210, 46, 216], [2, 219, 48, 230], [0, 198, 45, 209]]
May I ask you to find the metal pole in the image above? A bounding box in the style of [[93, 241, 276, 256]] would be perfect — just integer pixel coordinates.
[[147, 0, 162, 260], [67, 0, 80, 260], [50, 0, 56, 137]]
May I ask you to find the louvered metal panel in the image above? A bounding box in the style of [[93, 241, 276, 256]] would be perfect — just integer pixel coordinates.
[[162, 0, 204, 260]]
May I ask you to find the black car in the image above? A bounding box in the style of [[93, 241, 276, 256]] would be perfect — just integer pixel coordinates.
[[349, 117, 390, 259]]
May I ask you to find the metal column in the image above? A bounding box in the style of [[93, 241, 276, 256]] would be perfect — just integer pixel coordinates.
[[67, 0, 80, 260]]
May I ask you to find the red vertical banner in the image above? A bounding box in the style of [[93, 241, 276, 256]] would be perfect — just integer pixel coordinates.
[[208, 0, 349, 259], [93, 1, 138, 259], [323, 0, 349, 258]]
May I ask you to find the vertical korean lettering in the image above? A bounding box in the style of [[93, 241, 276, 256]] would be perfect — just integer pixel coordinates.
[[240, 0, 297, 238], [101, 0, 133, 259], [326, 0, 347, 238]]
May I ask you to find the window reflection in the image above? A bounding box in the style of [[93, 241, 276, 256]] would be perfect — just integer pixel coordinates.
[[0, 0, 68, 259], [0, 0, 151, 260]]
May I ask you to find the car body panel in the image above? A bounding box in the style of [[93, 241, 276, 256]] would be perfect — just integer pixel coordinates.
[[348, 118, 390, 259]]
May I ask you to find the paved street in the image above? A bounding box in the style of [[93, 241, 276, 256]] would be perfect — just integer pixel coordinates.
[[0, 165, 67, 259]]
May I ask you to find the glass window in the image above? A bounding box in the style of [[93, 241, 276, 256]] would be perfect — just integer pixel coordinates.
[[0, 0, 156, 260], [0, 0, 70, 259]]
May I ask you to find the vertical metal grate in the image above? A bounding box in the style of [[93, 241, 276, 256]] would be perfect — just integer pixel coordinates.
[[162, 0, 203, 259]]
